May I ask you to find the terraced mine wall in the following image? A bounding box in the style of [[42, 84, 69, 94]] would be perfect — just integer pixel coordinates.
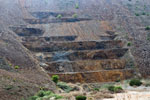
[[11, 25, 134, 83], [23, 40, 124, 52], [9, 0, 137, 83], [24, 18, 92, 24]]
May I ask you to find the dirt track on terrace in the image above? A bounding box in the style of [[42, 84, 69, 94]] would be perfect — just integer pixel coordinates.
[[103, 91, 150, 100]]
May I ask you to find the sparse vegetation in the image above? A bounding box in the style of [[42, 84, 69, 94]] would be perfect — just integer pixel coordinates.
[[9, 64, 12, 66], [115, 79, 121, 82], [127, 42, 131, 46], [147, 37, 150, 41], [142, 12, 146, 15], [29, 90, 63, 100], [14, 65, 19, 69], [72, 14, 78, 18], [29, 96, 38, 100], [129, 79, 142, 86], [4, 85, 13, 90], [135, 13, 140, 16], [75, 4, 79, 9], [52, 75, 59, 84], [145, 83, 150, 87], [56, 14, 62, 19], [108, 86, 123, 93], [93, 88, 100, 91], [76, 95, 87, 100], [57, 82, 73, 93], [36, 90, 46, 97], [145, 26, 150, 30]]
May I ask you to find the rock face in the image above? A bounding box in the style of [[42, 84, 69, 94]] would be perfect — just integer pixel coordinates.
[[44, 59, 126, 73], [49, 70, 134, 83]]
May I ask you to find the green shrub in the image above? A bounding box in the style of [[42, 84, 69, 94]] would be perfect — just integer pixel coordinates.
[[142, 12, 146, 15], [147, 37, 150, 41], [115, 79, 121, 82], [36, 98, 42, 100], [127, 42, 131, 46], [9, 64, 12, 66], [52, 75, 59, 83], [145, 83, 150, 87], [14, 65, 19, 69], [4, 85, 13, 90], [36, 90, 45, 97], [114, 86, 123, 92], [28, 90, 63, 100], [108, 86, 115, 92], [72, 14, 78, 18], [108, 86, 123, 93], [76, 95, 87, 100], [135, 13, 140, 16], [75, 4, 79, 9], [129, 79, 142, 86], [44, 91, 52, 96], [145, 26, 150, 30], [93, 88, 100, 91], [29, 96, 39, 100], [57, 82, 73, 93], [56, 14, 62, 19], [52, 94, 63, 99]]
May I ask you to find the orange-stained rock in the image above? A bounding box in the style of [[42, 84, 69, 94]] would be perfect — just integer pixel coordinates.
[[45, 59, 126, 72], [49, 69, 134, 83]]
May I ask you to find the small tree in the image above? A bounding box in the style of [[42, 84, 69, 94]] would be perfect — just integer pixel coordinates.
[[52, 75, 59, 83], [76, 95, 86, 100]]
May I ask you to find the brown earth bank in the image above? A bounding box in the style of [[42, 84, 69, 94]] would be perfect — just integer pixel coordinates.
[[0, 31, 56, 100]]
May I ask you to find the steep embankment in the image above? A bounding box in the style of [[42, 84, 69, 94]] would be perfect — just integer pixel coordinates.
[[0, 0, 56, 100]]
